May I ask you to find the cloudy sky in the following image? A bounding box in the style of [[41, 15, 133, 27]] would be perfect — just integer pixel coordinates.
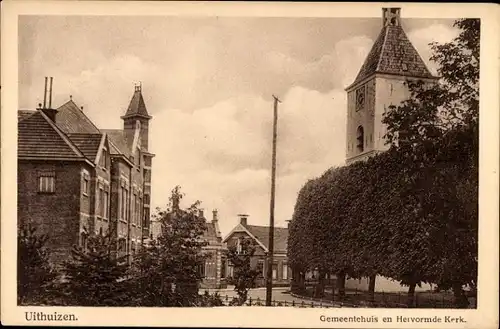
[[18, 14, 459, 236]]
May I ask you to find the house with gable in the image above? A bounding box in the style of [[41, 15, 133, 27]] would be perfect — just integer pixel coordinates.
[[223, 214, 291, 287], [17, 78, 154, 265], [150, 206, 228, 289]]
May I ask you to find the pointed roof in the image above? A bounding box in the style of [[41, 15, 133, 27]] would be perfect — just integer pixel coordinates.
[[121, 85, 151, 119], [56, 100, 101, 134], [347, 10, 436, 90]]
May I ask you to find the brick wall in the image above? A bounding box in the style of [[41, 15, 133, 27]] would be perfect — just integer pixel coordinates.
[[18, 160, 82, 264]]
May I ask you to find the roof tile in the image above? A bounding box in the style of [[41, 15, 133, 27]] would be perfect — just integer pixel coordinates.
[[349, 24, 435, 88], [18, 111, 82, 159]]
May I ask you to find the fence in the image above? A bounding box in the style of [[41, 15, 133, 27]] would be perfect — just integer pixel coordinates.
[[293, 286, 477, 309], [217, 294, 341, 308]]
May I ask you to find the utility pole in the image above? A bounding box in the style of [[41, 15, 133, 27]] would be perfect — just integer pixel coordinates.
[[266, 95, 281, 306]]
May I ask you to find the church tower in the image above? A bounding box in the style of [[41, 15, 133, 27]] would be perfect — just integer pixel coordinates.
[[345, 8, 438, 164]]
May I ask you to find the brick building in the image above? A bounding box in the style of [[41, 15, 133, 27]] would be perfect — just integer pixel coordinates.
[[199, 209, 228, 289], [150, 208, 228, 289], [17, 80, 154, 264], [223, 215, 291, 287]]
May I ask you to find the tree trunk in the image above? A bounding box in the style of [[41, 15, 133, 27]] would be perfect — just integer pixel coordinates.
[[407, 282, 416, 308], [452, 283, 469, 308], [337, 271, 346, 300], [314, 270, 326, 298], [299, 272, 306, 293], [368, 274, 376, 302]]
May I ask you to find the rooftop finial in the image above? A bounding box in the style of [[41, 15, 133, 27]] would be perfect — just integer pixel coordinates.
[[70, 95, 72, 100], [135, 81, 142, 92], [382, 7, 401, 27]]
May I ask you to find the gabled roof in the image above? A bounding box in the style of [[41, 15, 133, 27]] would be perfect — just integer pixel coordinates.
[[56, 100, 101, 134], [203, 221, 222, 245], [101, 129, 132, 157], [67, 133, 103, 162], [347, 24, 435, 90], [245, 225, 288, 253], [223, 223, 289, 254], [18, 110, 86, 160], [122, 87, 151, 119]]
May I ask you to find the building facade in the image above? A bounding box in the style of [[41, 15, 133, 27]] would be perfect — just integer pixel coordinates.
[[223, 215, 291, 287], [18, 81, 154, 264], [199, 209, 228, 289], [343, 8, 436, 292]]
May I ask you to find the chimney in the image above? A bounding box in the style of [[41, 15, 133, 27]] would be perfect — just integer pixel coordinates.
[[39, 77, 58, 122], [199, 209, 204, 219], [238, 214, 248, 226], [172, 194, 180, 210], [212, 209, 218, 223], [286, 219, 291, 229], [382, 7, 401, 27]]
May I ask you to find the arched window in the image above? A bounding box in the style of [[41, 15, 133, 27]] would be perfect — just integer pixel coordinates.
[[356, 126, 364, 153]]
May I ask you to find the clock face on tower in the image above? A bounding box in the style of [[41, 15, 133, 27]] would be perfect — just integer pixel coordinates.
[[355, 85, 366, 111]]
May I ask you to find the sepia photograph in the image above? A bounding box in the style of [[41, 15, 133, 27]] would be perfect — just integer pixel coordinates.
[[1, 1, 499, 327]]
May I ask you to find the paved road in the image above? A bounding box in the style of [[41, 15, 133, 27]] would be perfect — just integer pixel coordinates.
[[200, 286, 338, 307]]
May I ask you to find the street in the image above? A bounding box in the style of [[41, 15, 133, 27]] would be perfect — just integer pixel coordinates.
[[200, 286, 338, 307]]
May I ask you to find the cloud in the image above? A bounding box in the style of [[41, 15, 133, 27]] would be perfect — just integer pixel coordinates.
[[18, 16, 458, 237], [148, 85, 347, 236], [408, 23, 461, 76]]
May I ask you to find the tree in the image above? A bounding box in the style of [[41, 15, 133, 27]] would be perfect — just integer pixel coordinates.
[[17, 225, 57, 305], [130, 186, 208, 306], [226, 237, 260, 305], [58, 230, 130, 306], [382, 18, 479, 308], [288, 18, 479, 309]]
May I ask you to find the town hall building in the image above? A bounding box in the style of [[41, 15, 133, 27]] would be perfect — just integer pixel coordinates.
[[343, 7, 437, 291], [18, 78, 154, 265]]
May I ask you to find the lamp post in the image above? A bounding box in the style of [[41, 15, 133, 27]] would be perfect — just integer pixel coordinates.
[[266, 95, 281, 306]]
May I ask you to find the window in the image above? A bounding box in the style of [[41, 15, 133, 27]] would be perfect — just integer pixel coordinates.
[[236, 238, 242, 254], [221, 259, 227, 278], [135, 195, 140, 226], [355, 85, 366, 111], [82, 177, 89, 196], [131, 193, 136, 226], [103, 190, 109, 219], [282, 263, 288, 280], [100, 148, 108, 169], [121, 187, 129, 221], [138, 197, 143, 228], [131, 241, 136, 255], [257, 260, 265, 278], [38, 171, 55, 193], [98, 185, 104, 217], [272, 263, 278, 280], [356, 126, 364, 153]]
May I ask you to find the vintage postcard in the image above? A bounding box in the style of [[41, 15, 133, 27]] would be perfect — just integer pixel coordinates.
[[1, 0, 499, 327]]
